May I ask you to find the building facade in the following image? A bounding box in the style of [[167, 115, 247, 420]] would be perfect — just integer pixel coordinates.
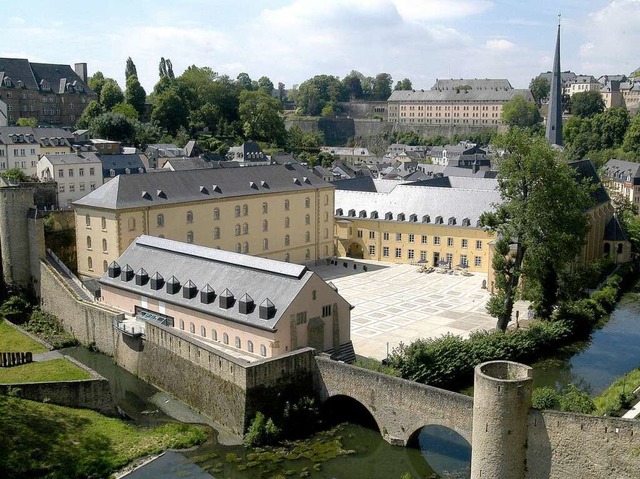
[[602, 159, 640, 213], [37, 152, 103, 207], [99, 236, 352, 360], [0, 127, 74, 176], [74, 164, 335, 279]]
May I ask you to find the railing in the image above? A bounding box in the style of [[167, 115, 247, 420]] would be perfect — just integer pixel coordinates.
[[0, 351, 32, 367], [46, 249, 95, 301], [113, 320, 144, 338]]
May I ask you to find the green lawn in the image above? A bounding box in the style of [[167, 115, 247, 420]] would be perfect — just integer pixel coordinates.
[[0, 395, 208, 479], [595, 367, 640, 416], [0, 358, 92, 384], [0, 320, 48, 353]]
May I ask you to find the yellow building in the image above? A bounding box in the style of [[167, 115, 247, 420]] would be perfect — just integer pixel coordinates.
[[74, 164, 335, 279], [387, 79, 534, 127], [333, 177, 499, 273]]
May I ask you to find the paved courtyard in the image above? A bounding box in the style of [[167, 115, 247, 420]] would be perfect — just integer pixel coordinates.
[[311, 259, 529, 361]]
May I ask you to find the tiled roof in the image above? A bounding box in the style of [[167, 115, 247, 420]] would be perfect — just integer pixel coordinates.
[[99, 236, 314, 331], [74, 163, 333, 210]]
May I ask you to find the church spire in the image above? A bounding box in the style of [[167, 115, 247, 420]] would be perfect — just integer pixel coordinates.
[[546, 18, 563, 146]]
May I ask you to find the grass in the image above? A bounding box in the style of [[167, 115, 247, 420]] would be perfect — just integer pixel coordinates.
[[0, 395, 208, 479], [594, 367, 640, 416], [0, 320, 48, 354], [0, 358, 92, 384]]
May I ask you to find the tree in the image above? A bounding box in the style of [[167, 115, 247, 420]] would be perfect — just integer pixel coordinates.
[[1, 168, 29, 182], [16, 117, 37, 127], [100, 79, 124, 111], [236, 72, 254, 91], [342, 71, 365, 100], [481, 129, 591, 330], [394, 78, 413, 91], [257, 76, 274, 96], [151, 88, 188, 135], [88, 72, 105, 98], [158, 57, 175, 79], [75, 100, 103, 129], [238, 90, 286, 146], [529, 77, 550, 106], [111, 102, 139, 120], [623, 113, 640, 158], [89, 112, 136, 143], [501, 95, 541, 128], [125, 75, 147, 117], [373, 73, 393, 100], [125, 57, 138, 80], [278, 82, 286, 102], [570, 90, 605, 118], [290, 75, 346, 115]]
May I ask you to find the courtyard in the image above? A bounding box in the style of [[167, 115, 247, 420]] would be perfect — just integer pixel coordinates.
[[311, 258, 529, 361]]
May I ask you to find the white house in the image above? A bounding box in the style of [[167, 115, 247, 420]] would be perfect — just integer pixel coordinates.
[[37, 152, 103, 207]]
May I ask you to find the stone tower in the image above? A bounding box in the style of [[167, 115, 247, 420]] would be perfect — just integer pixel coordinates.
[[545, 22, 563, 146], [470, 360, 533, 479]]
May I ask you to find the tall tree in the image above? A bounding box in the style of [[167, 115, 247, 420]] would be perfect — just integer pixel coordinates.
[[291, 75, 346, 115], [88, 72, 105, 98], [528, 77, 550, 106], [238, 90, 286, 146], [125, 57, 138, 80], [623, 113, 640, 158], [151, 88, 188, 135], [75, 100, 103, 129], [278, 82, 286, 102], [394, 78, 413, 91], [501, 95, 541, 128], [257, 76, 274, 96], [89, 112, 136, 143], [236, 72, 254, 91], [159, 57, 175, 79], [570, 90, 605, 118], [373, 73, 393, 100], [100, 79, 124, 111], [481, 129, 591, 330], [125, 75, 147, 117], [342, 71, 365, 100]]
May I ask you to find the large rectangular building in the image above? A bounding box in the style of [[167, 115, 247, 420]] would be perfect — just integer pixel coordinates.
[[74, 163, 336, 278]]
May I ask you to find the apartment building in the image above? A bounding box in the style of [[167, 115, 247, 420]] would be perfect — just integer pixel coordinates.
[[37, 152, 103, 206], [74, 163, 335, 279], [0, 127, 74, 175]]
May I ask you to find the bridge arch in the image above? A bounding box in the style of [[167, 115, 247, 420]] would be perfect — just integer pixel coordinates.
[[406, 424, 472, 478], [320, 394, 381, 432]]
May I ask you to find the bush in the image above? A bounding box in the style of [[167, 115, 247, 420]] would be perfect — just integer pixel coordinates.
[[532, 387, 561, 410], [560, 385, 596, 414], [244, 412, 281, 447], [0, 296, 33, 324], [22, 309, 78, 349]]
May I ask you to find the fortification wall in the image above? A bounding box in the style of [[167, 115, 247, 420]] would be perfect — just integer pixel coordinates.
[[527, 409, 640, 479], [0, 187, 34, 288]]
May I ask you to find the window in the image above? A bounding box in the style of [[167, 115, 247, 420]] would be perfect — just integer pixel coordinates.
[[157, 213, 164, 227], [87, 256, 93, 270], [85, 214, 90, 227], [200, 326, 206, 337], [445, 253, 453, 264], [89, 167, 95, 176], [409, 234, 415, 243], [305, 214, 310, 225], [422, 235, 428, 244], [90, 182, 96, 190], [296, 312, 307, 324], [79, 168, 84, 176], [475, 256, 482, 267], [86, 236, 92, 249], [187, 231, 193, 243], [243, 223, 249, 235], [383, 246, 389, 257], [102, 239, 107, 251], [79, 183, 85, 192], [235, 337, 241, 349], [103, 260, 108, 272], [263, 238, 269, 250], [247, 340, 254, 353], [324, 228, 328, 239], [235, 205, 241, 217], [68, 169, 74, 177], [180, 319, 185, 330], [447, 237, 454, 247], [127, 217, 135, 231], [190, 323, 195, 334], [236, 243, 241, 253], [369, 231, 375, 239], [460, 254, 468, 266], [212, 329, 218, 341], [395, 247, 402, 258], [305, 196, 310, 208], [69, 184, 75, 192], [58, 169, 64, 178], [322, 305, 332, 317], [434, 236, 441, 245], [284, 199, 290, 211], [242, 204, 248, 216], [408, 249, 414, 260], [357, 229, 363, 238], [461, 239, 468, 248], [110, 169, 115, 177], [305, 249, 310, 260], [476, 240, 482, 250], [396, 233, 402, 241], [285, 234, 290, 246], [223, 333, 229, 345], [305, 231, 310, 243], [369, 245, 376, 255], [262, 202, 268, 214], [285, 217, 290, 228], [324, 194, 329, 205], [235, 224, 241, 236], [262, 219, 268, 232], [214, 227, 220, 240], [186, 210, 193, 223], [383, 232, 390, 241], [213, 207, 220, 220], [260, 344, 267, 357], [285, 253, 290, 262], [420, 250, 427, 261], [243, 242, 249, 253], [58, 184, 65, 193]]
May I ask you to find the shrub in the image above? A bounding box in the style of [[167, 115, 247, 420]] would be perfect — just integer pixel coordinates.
[[244, 412, 281, 447], [532, 387, 561, 410], [560, 385, 596, 414], [22, 309, 78, 349], [0, 296, 33, 324]]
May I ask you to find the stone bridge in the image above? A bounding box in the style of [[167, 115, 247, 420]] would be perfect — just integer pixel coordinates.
[[314, 355, 473, 446]]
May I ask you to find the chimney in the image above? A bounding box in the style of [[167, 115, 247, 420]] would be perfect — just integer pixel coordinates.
[[74, 63, 88, 83]]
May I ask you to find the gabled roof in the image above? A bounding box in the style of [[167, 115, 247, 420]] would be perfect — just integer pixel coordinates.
[[40, 152, 101, 166], [431, 79, 513, 90], [604, 215, 627, 242], [388, 88, 533, 103], [569, 159, 609, 206], [0, 58, 93, 94], [98, 154, 147, 176], [99, 236, 316, 331], [74, 163, 333, 210], [602, 159, 640, 183]]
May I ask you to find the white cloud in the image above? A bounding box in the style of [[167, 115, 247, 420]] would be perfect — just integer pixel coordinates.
[[8, 17, 25, 26], [394, 0, 493, 22], [485, 39, 516, 51]]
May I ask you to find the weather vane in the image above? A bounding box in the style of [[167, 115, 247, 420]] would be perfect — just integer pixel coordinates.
[[558, 12, 561, 26]]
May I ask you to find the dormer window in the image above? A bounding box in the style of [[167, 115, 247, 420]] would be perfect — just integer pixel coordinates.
[[109, 169, 115, 177]]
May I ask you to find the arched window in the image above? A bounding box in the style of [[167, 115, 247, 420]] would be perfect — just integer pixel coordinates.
[[85, 214, 90, 227], [180, 319, 185, 330], [187, 231, 194, 243], [186, 210, 193, 223], [263, 238, 269, 250], [305, 231, 310, 243], [102, 238, 108, 251], [324, 228, 329, 239], [86, 236, 92, 249], [305, 249, 310, 260], [235, 205, 241, 217], [285, 253, 290, 262], [87, 256, 93, 270], [236, 243, 241, 253], [260, 344, 267, 357], [242, 223, 249, 235], [128, 217, 135, 231], [284, 199, 290, 211], [235, 336, 241, 349], [223, 333, 229, 345], [604, 243, 611, 255], [284, 217, 290, 228], [103, 260, 108, 272], [212, 329, 218, 341], [284, 234, 290, 246], [305, 214, 310, 225], [214, 227, 220, 240], [213, 207, 220, 220], [200, 326, 206, 337], [242, 204, 248, 216], [101, 216, 106, 229], [235, 224, 241, 236], [262, 219, 268, 232], [243, 242, 249, 254], [617, 243, 623, 254], [262, 202, 268, 214], [324, 211, 329, 222], [157, 213, 164, 227], [324, 194, 329, 205], [305, 196, 310, 208]]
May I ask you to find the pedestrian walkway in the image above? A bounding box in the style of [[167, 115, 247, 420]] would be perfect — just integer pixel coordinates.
[[46, 252, 94, 303]]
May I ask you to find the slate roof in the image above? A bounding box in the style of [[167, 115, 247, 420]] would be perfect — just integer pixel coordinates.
[[164, 157, 218, 171], [538, 71, 577, 85], [98, 154, 147, 177], [388, 88, 533, 103], [0, 126, 74, 146], [0, 58, 93, 94], [74, 163, 333, 210], [41, 152, 101, 166], [99, 236, 316, 331], [604, 216, 628, 242], [569, 160, 609, 206], [430, 79, 513, 91], [332, 176, 377, 192], [602, 159, 640, 185]]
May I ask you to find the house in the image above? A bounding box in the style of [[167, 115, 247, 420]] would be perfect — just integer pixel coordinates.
[[429, 143, 485, 166], [0, 58, 96, 126], [99, 235, 354, 361], [567, 75, 601, 97], [73, 163, 335, 279], [144, 143, 186, 169], [601, 159, 640, 213], [99, 153, 147, 181], [0, 127, 75, 176], [226, 142, 270, 167], [36, 152, 103, 207], [313, 165, 335, 182], [90, 139, 121, 155]]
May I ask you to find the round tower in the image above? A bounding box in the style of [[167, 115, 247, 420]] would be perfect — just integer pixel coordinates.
[[470, 360, 533, 479]]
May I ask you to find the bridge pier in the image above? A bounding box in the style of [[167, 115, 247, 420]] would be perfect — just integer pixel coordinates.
[[470, 360, 533, 479]]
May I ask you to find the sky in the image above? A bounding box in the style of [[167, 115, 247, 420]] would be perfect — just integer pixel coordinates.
[[3, 0, 640, 93]]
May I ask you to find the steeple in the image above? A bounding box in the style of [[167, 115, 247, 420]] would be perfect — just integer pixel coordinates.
[[546, 18, 563, 146]]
